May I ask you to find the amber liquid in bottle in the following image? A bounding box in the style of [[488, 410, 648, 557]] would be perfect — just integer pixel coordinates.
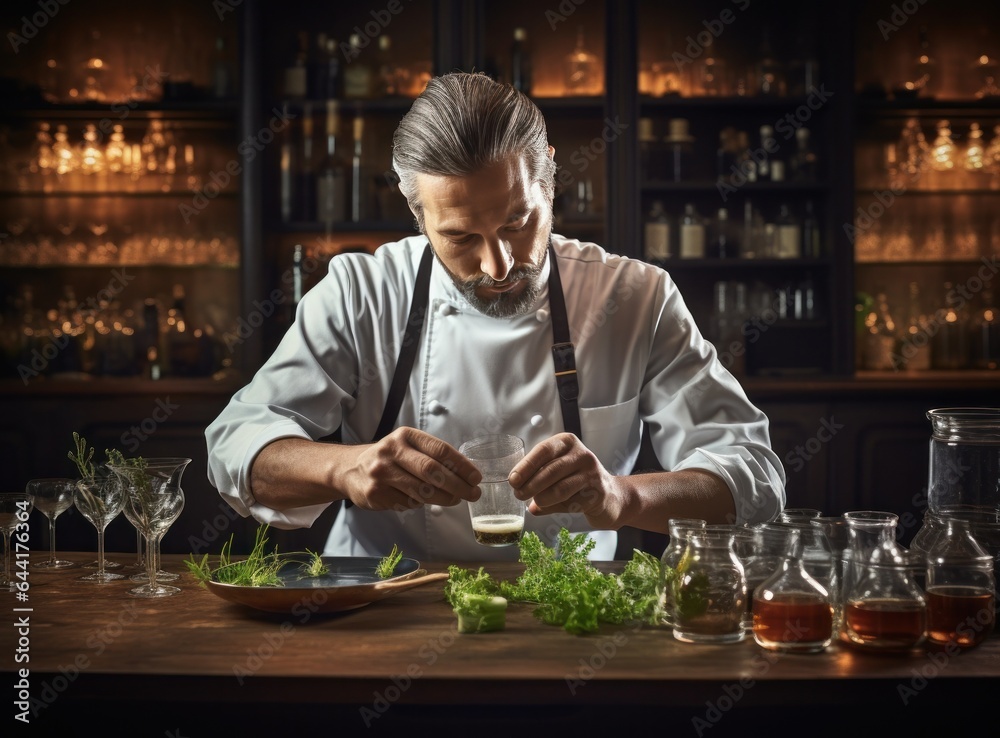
[[843, 598, 927, 650], [925, 585, 996, 648], [753, 593, 833, 649]]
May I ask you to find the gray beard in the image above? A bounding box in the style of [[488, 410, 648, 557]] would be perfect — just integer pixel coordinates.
[[431, 239, 549, 320]]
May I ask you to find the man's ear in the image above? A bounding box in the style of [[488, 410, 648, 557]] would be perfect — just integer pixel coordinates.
[[548, 145, 555, 160]]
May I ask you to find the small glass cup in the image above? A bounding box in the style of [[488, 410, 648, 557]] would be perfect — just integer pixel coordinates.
[[459, 435, 526, 548]]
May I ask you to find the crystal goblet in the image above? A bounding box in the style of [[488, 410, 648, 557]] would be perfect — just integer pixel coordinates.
[[26, 478, 76, 569], [0, 492, 33, 592], [73, 470, 126, 582]]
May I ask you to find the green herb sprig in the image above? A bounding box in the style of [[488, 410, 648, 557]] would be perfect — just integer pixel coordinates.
[[375, 544, 403, 579], [67, 432, 96, 480], [446, 528, 680, 635], [185, 524, 329, 588]]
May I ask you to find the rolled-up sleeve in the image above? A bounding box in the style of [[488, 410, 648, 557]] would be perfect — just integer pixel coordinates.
[[640, 272, 786, 525]]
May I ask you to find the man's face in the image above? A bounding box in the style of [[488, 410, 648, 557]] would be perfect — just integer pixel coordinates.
[[414, 155, 553, 319]]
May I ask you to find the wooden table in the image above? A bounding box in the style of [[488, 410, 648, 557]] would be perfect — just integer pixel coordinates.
[[5, 552, 999, 736]]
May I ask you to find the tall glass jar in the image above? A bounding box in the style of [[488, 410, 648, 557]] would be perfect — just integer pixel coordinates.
[[660, 518, 706, 628], [752, 527, 834, 653], [926, 408, 1000, 513], [672, 528, 747, 644]]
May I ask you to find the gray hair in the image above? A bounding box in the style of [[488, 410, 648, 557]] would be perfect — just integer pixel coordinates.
[[391, 72, 556, 231]]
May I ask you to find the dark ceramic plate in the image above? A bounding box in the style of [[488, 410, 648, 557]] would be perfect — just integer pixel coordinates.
[[206, 556, 448, 614]]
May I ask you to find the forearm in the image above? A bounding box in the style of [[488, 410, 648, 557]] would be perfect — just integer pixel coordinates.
[[250, 437, 357, 511], [615, 469, 736, 535]]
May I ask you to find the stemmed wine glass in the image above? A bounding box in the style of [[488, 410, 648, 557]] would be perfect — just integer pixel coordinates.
[[26, 478, 76, 569], [73, 469, 126, 582], [0, 492, 34, 592], [109, 458, 189, 597]]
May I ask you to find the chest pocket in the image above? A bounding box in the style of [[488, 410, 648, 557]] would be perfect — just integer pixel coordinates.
[[579, 395, 640, 474]]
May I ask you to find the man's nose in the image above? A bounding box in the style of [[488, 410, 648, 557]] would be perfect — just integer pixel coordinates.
[[479, 238, 514, 281]]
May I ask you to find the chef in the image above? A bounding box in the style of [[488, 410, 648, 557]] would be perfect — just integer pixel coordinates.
[[205, 72, 785, 561]]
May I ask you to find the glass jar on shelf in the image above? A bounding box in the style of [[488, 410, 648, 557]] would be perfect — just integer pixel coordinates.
[[564, 26, 601, 96]]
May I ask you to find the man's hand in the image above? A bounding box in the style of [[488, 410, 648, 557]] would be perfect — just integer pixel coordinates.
[[340, 427, 483, 512], [507, 432, 626, 529]]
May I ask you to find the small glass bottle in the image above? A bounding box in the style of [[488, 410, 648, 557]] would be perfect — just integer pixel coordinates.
[[643, 200, 671, 262], [929, 119, 957, 188], [660, 518, 706, 628], [775, 204, 801, 259], [510, 27, 532, 94], [924, 517, 995, 648], [711, 208, 733, 259], [862, 291, 898, 370], [672, 528, 747, 644], [638, 117, 663, 183], [679, 203, 705, 259], [931, 281, 970, 370], [971, 288, 1000, 369], [842, 511, 926, 651], [756, 125, 776, 181], [742, 523, 793, 634], [665, 119, 695, 182], [790, 127, 818, 182], [564, 26, 600, 95], [899, 281, 931, 371], [753, 527, 834, 653]]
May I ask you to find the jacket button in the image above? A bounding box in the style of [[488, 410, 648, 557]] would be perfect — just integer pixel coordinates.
[[427, 400, 446, 415], [438, 302, 456, 316], [535, 308, 549, 322], [530, 414, 543, 427]]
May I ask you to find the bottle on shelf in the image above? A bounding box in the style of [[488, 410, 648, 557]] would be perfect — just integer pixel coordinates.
[[754, 26, 784, 97], [350, 114, 367, 222], [971, 289, 1000, 370], [716, 127, 740, 185], [343, 34, 375, 99], [163, 284, 200, 377], [736, 130, 756, 184], [897, 281, 931, 371], [793, 201, 817, 260], [862, 291, 898, 371], [212, 36, 235, 99], [909, 25, 936, 98], [312, 34, 344, 101], [280, 104, 294, 223], [790, 127, 818, 182], [376, 35, 405, 97], [316, 100, 347, 226], [963, 122, 986, 184], [564, 25, 601, 95], [643, 200, 671, 262], [296, 102, 317, 222], [793, 274, 816, 320], [284, 31, 309, 99], [665, 119, 695, 183], [638, 117, 663, 183], [931, 282, 970, 370], [679, 203, 706, 259], [756, 125, 777, 182], [711, 207, 734, 259], [510, 27, 532, 95], [775, 204, 801, 259]]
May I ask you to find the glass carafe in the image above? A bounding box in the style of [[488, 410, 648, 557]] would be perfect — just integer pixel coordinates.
[[752, 527, 834, 653], [672, 528, 747, 644], [927, 408, 1000, 513], [842, 511, 926, 651]]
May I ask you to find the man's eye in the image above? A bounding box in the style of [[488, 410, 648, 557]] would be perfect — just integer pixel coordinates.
[[505, 221, 530, 233], [449, 235, 475, 246]]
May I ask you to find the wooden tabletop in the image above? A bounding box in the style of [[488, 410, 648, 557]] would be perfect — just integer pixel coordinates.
[[5, 552, 1000, 735]]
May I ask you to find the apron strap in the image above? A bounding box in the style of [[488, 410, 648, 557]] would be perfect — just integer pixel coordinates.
[[372, 243, 435, 441], [546, 245, 582, 439]]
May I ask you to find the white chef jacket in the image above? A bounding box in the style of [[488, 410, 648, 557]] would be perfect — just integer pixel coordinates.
[[205, 234, 785, 561]]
